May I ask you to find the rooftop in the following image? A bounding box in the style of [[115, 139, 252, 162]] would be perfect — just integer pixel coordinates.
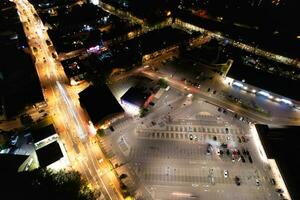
[[31, 124, 56, 143], [121, 87, 151, 108], [79, 85, 124, 124], [227, 60, 300, 101], [0, 154, 28, 172], [255, 124, 300, 200], [36, 141, 63, 168]]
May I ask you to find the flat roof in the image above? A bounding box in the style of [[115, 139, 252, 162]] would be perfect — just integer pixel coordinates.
[[31, 124, 56, 143], [227, 61, 300, 101], [255, 124, 300, 200], [79, 85, 124, 124], [0, 154, 28, 172], [36, 141, 63, 168], [121, 87, 150, 108]]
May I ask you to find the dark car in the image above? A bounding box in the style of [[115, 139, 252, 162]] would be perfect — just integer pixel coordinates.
[[241, 155, 246, 163], [245, 150, 250, 156], [241, 136, 246, 143], [225, 128, 229, 133], [226, 149, 231, 156], [270, 178, 276, 185], [248, 155, 253, 163], [149, 102, 155, 106], [235, 176, 241, 186], [276, 188, 283, 193], [46, 40, 51, 46], [237, 136, 242, 143], [109, 126, 114, 132], [242, 148, 247, 155], [221, 143, 227, 148], [52, 52, 57, 59]]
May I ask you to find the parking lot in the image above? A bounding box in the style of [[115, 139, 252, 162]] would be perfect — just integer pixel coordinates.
[[101, 87, 281, 200]]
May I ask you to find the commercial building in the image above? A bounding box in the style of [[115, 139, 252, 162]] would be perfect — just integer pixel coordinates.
[[120, 87, 153, 115], [79, 85, 124, 126], [0, 154, 29, 172], [255, 124, 298, 200], [31, 124, 58, 149], [36, 141, 66, 170], [224, 61, 300, 108]]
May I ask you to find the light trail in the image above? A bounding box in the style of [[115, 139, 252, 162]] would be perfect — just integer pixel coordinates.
[[56, 81, 86, 141]]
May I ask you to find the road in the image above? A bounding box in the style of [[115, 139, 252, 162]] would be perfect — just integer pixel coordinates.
[[14, 0, 123, 199]]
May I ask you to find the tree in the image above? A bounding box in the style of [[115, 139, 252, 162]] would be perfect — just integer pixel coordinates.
[[0, 168, 97, 200], [97, 129, 105, 137], [157, 78, 168, 88]]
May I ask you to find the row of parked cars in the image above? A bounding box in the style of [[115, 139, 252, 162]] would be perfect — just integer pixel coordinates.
[[234, 175, 260, 186]]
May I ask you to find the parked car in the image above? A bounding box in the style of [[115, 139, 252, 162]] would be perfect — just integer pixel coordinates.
[[256, 179, 260, 186], [241, 136, 246, 143], [270, 178, 276, 185], [46, 39, 51, 46], [109, 126, 114, 132], [224, 170, 228, 178], [237, 136, 242, 143], [149, 102, 155, 106], [248, 155, 253, 163], [235, 176, 241, 186], [241, 155, 246, 163]]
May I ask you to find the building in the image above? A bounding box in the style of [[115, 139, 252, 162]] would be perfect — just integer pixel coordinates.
[[0, 154, 29, 172], [224, 61, 300, 108], [36, 141, 66, 170], [79, 85, 124, 126], [255, 124, 297, 200], [120, 87, 153, 115], [31, 124, 58, 149]]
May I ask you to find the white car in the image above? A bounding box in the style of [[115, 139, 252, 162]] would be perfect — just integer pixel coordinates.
[[255, 179, 260, 186], [224, 170, 228, 178]]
